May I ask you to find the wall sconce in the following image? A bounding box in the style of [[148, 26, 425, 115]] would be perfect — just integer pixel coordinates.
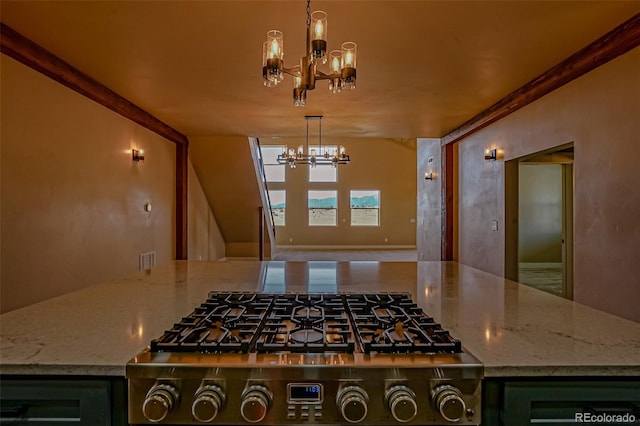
[[484, 148, 497, 161], [132, 149, 145, 162], [424, 172, 434, 180]]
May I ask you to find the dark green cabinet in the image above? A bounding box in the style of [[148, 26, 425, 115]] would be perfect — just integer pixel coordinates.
[[0, 377, 127, 425], [483, 378, 640, 426]]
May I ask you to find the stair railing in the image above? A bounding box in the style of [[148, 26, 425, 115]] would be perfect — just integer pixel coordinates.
[[248, 137, 277, 260]]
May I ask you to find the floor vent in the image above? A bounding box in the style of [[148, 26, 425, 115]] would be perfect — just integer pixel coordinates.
[[139, 251, 156, 271]]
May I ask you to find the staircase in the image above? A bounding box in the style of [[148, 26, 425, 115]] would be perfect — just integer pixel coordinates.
[[189, 135, 274, 258]]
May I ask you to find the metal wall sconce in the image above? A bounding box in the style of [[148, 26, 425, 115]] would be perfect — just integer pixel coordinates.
[[424, 172, 434, 180], [484, 148, 497, 161], [132, 149, 145, 162]]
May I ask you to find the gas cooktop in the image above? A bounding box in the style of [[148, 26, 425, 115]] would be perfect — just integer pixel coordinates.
[[150, 292, 462, 355], [127, 292, 483, 425]]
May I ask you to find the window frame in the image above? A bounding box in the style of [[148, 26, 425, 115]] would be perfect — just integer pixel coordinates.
[[350, 190, 380, 227], [261, 145, 286, 182], [268, 189, 286, 227], [308, 190, 338, 227], [308, 146, 339, 183]]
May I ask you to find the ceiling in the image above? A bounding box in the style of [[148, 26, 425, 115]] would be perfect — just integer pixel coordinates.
[[1, 1, 638, 139]]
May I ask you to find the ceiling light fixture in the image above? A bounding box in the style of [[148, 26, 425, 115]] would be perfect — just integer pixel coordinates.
[[262, 0, 357, 106], [277, 115, 350, 168]]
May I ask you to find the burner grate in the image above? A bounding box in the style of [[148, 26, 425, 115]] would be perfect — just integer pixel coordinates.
[[149, 292, 462, 354], [345, 293, 462, 354], [150, 293, 273, 353], [256, 293, 355, 353]]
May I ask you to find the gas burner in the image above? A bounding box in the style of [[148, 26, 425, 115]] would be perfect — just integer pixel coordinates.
[[256, 293, 355, 353], [290, 329, 324, 343]]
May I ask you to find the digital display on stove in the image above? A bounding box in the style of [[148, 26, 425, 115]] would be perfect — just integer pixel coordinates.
[[287, 383, 323, 403]]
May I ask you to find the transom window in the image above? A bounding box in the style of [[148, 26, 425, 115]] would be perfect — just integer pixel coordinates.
[[261, 145, 285, 182], [308, 146, 338, 182]]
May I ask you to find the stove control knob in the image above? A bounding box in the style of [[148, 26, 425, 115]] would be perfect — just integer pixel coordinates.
[[240, 384, 272, 423], [142, 383, 179, 423], [337, 385, 369, 423], [385, 385, 418, 423], [192, 384, 225, 423], [432, 385, 466, 423]]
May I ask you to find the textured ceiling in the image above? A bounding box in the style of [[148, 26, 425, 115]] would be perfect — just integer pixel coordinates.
[[1, 1, 638, 139]]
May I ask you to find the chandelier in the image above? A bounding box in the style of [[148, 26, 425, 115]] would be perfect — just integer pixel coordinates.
[[262, 0, 357, 106], [277, 115, 350, 168]]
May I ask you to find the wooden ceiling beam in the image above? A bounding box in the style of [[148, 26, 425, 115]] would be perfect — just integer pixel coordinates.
[[0, 22, 188, 146], [441, 13, 640, 146]]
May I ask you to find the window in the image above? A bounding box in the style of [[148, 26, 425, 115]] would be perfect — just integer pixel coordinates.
[[261, 145, 285, 182], [309, 146, 338, 182], [308, 190, 337, 226], [269, 190, 286, 226], [350, 190, 380, 226]]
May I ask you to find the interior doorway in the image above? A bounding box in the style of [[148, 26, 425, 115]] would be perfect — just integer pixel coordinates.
[[505, 144, 574, 299]]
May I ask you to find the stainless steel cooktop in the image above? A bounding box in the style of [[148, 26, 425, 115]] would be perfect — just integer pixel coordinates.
[[126, 292, 483, 425]]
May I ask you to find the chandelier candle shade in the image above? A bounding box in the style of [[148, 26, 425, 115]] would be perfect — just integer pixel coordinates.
[[262, 0, 357, 106], [277, 116, 350, 168]]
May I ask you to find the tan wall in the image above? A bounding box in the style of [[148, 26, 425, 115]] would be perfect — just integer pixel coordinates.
[[455, 48, 640, 322], [189, 136, 264, 258], [518, 164, 563, 263], [416, 138, 442, 260], [265, 137, 417, 247], [187, 159, 225, 260], [1, 55, 176, 312]]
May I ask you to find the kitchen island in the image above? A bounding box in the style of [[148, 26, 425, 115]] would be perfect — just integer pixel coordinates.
[[1, 260, 639, 424], [2, 260, 639, 377]]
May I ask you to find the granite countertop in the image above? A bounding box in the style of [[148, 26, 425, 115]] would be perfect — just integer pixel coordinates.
[[1, 260, 639, 378]]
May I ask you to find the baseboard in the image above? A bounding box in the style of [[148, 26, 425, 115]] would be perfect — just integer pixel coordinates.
[[220, 256, 272, 261], [276, 245, 417, 250], [519, 262, 562, 269]]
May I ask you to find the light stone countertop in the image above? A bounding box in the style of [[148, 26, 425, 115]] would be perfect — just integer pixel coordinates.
[[1, 260, 639, 377]]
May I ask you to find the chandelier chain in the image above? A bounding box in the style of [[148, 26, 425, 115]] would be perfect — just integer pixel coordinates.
[[306, 0, 311, 28]]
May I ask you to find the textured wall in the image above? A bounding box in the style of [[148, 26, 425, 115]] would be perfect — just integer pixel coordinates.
[[188, 159, 225, 261], [455, 48, 640, 322], [189, 135, 263, 257], [518, 164, 563, 263], [417, 138, 442, 260], [458, 140, 505, 276], [263, 137, 417, 247], [1, 55, 175, 312]]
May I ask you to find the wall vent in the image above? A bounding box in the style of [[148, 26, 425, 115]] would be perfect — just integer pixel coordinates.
[[139, 251, 156, 271]]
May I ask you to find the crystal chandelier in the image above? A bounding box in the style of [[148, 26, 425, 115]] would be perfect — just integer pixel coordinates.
[[277, 116, 350, 168], [262, 0, 357, 106]]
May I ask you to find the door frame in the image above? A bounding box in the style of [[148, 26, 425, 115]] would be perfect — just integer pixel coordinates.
[[504, 143, 574, 298]]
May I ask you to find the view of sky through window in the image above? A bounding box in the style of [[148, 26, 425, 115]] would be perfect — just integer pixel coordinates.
[[308, 190, 337, 226], [350, 190, 380, 226], [262, 146, 285, 182], [268, 190, 286, 226]]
